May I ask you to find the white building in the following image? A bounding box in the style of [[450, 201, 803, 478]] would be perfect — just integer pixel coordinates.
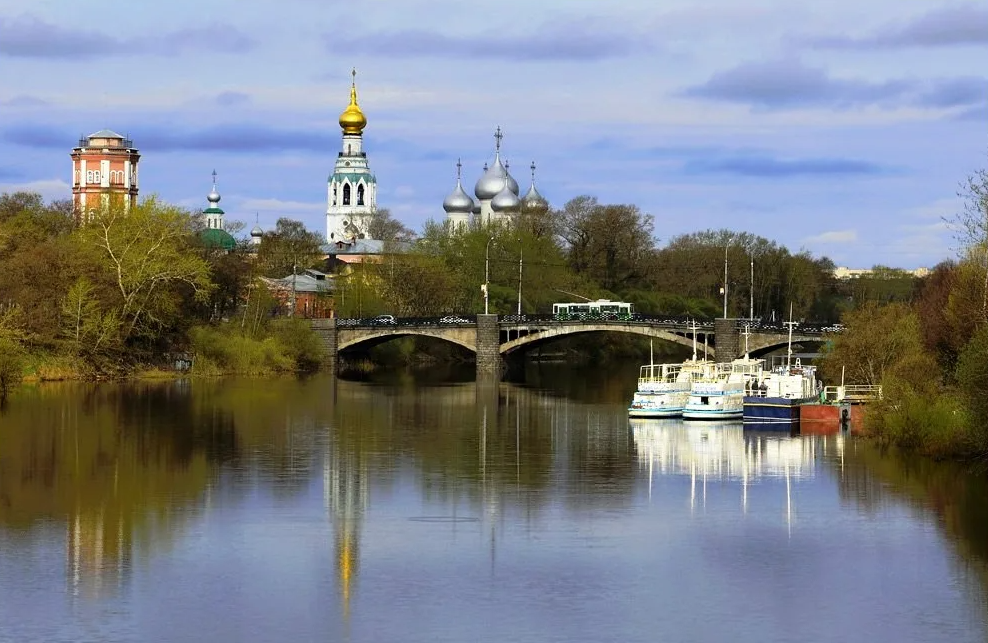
[[326, 70, 377, 242], [443, 127, 548, 229]]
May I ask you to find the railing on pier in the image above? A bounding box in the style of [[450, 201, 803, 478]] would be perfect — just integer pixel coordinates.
[[822, 385, 883, 403]]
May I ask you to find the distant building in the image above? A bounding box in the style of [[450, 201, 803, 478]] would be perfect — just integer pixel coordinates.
[[833, 266, 930, 279], [71, 129, 140, 223], [442, 127, 548, 229], [197, 170, 237, 251], [260, 269, 335, 318], [326, 69, 377, 243]]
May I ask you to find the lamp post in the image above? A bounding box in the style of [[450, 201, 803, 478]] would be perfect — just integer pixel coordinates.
[[484, 236, 494, 315], [517, 242, 523, 315], [722, 241, 730, 318], [749, 251, 754, 320]]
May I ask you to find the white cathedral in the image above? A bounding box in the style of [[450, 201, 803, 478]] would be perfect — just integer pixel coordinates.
[[324, 72, 548, 242], [442, 126, 548, 228], [326, 70, 377, 242]]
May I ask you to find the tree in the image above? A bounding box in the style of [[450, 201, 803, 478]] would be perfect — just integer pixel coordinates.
[[948, 159, 988, 319], [80, 197, 214, 344], [819, 302, 934, 390], [366, 208, 415, 244]]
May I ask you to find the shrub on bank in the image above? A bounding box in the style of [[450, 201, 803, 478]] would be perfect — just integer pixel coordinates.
[[269, 318, 324, 372], [0, 337, 24, 398], [865, 379, 972, 459], [189, 326, 293, 375]]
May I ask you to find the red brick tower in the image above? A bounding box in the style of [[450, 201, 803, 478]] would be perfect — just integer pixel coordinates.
[[70, 129, 140, 223]]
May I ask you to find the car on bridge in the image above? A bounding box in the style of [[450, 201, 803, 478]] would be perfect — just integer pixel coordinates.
[[372, 314, 396, 325]]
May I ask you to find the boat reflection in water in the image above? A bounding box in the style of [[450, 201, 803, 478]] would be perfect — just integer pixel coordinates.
[[630, 418, 845, 529]]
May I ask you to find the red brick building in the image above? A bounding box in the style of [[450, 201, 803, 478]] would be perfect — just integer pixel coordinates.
[[71, 129, 140, 223]]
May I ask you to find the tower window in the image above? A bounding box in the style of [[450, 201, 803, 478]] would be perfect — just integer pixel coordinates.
[[86, 170, 94, 183], [343, 184, 351, 206], [357, 184, 365, 206], [332, 185, 337, 206]]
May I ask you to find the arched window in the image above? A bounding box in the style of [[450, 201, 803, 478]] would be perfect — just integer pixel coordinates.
[[86, 170, 94, 183], [357, 183, 365, 206], [332, 185, 337, 206], [343, 183, 351, 206]]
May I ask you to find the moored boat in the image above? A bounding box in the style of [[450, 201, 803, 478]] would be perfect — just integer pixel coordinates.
[[683, 355, 764, 420], [628, 359, 712, 418], [743, 359, 821, 428], [742, 305, 822, 429]]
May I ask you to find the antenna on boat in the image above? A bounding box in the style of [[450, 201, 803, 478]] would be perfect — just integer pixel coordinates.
[[783, 302, 798, 368], [741, 323, 751, 359], [649, 338, 654, 366], [690, 319, 698, 361]]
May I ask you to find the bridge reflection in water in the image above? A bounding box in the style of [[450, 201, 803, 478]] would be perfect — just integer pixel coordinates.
[[630, 419, 846, 530]]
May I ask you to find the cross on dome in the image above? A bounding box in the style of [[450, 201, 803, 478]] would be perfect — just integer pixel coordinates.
[[456, 158, 462, 180], [494, 126, 503, 152]]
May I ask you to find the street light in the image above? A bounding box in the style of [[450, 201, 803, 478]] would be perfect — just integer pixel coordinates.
[[484, 236, 494, 315], [516, 241, 523, 316]]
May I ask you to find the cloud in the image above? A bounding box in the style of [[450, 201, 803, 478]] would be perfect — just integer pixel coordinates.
[[806, 4, 988, 49], [803, 230, 858, 244], [0, 15, 255, 59], [683, 58, 987, 111], [138, 123, 336, 153], [323, 19, 651, 61], [683, 155, 890, 178], [0, 179, 71, 201], [214, 91, 251, 107], [2, 124, 72, 149], [235, 197, 324, 219], [0, 95, 47, 107]]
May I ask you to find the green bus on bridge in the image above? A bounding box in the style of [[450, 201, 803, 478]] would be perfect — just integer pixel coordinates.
[[552, 300, 634, 321]]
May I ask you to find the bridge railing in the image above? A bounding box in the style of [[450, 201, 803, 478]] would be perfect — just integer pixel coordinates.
[[734, 318, 841, 334], [336, 314, 478, 328], [822, 384, 882, 403]]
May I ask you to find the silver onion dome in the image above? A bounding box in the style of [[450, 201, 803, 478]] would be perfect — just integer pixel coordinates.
[[503, 160, 520, 196], [491, 179, 521, 212], [250, 224, 263, 237], [475, 154, 507, 200], [444, 159, 475, 214], [443, 181, 474, 213], [472, 201, 481, 215], [522, 185, 548, 209], [207, 169, 221, 203]]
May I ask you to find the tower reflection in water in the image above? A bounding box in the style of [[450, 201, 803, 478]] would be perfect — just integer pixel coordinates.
[[323, 440, 367, 622], [630, 419, 845, 529]]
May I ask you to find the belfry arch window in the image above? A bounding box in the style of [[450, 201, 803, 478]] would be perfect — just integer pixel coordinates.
[[357, 184, 365, 206], [342, 183, 351, 206], [332, 185, 337, 206]]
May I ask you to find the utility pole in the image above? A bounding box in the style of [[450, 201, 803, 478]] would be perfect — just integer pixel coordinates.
[[484, 236, 494, 315], [517, 243, 523, 315], [750, 252, 754, 320], [783, 302, 798, 367], [722, 241, 730, 318]]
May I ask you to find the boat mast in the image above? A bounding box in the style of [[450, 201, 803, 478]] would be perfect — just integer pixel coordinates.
[[783, 302, 798, 368], [741, 323, 751, 359], [690, 319, 698, 361]]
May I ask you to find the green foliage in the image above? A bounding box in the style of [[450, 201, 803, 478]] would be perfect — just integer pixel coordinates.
[[0, 337, 24, 398], [189, 326, 293, 375], [955, 324, 988, 448], [60, 278, 121, 358], [257, 218, 324, 279], [819, 302, 934, 388], [865, 383, 971, 459], [79, 196, 214, 346], [270, 318, 325, 372]]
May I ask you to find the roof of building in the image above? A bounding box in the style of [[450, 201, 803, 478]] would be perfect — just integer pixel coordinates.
[[199, 228, 237, 251], [322, 238, 386, 255], [89, 129, 126, 139], [260, 272, 335, 294]]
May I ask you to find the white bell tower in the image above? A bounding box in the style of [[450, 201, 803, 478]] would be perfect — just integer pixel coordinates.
[[327, 69, 377, 242]]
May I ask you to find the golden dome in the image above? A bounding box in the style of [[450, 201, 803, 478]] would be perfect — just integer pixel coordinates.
[[338, 68, 367, 135]]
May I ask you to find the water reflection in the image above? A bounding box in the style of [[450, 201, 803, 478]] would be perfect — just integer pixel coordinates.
[[0, 375, 986, 643], [630, 419, 846, 531]]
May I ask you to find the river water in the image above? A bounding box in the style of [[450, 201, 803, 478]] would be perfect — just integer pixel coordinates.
[[1, 366, 987, 643]]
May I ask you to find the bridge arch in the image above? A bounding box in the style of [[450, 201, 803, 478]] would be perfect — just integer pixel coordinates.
[[499, 324, 714, 357], [337, 329, 477, 353]]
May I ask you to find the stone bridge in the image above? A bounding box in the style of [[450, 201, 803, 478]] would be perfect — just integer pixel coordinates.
[[311, 315, 830, 376]]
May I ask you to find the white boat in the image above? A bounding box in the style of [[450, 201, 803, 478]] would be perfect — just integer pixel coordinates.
[[628, 359, 712, 418], [628, 322, 712, 419], [683, 354, 764, 421]]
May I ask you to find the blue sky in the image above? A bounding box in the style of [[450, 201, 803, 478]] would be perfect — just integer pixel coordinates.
[[0, 0, 985, 269]]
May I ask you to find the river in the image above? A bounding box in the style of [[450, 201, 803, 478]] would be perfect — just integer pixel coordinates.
[[1, 366, 986, 643]]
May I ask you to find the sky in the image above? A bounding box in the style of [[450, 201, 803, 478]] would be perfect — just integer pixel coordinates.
[[0, 0, 985, 269]]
